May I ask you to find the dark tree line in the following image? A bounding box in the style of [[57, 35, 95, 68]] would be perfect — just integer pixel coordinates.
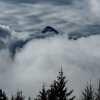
[[35, 68, 75, 100], [0, 68, 100, 100], [81, 80, 100, 100], [0, 89, 8, 100]]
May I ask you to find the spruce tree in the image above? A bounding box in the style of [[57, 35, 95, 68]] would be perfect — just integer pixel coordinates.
[[48, 68, 75, 100], [48, 80, 58, 100], [56, 68, 75, 100], [11, 95, 14, 100], [95, 79, 100, 100], [14, 91, 25, 100], [28, 96, 31, 100], [0, 89, 8, 100], [34, 83, 47, 100], [82, 81, 94, 100]]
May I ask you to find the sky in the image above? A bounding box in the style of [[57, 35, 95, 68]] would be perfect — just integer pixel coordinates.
[[0, 0, 100, 99]]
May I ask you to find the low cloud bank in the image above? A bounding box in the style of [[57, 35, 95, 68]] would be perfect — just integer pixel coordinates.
[[0, 0, 100, 99]]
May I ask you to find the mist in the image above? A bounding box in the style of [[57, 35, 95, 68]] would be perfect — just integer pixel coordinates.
[[0, 0, 100, 99]]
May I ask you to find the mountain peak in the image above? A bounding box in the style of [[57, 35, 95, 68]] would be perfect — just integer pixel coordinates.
[[42, 26, 59, 34]]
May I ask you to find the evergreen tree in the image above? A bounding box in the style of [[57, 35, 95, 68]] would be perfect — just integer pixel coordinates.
[[14, 91, 25, 100], [28, 96, 31, 100], [0, 89, 8, 100], [11, 95, 14, 100], [57, 68, 75, 100], [48, 68, 75, 100], [34, 83, 47, 100], [95, 79, 100, 100], [48, 80, 58, 100], [82, 81, 94, 100]]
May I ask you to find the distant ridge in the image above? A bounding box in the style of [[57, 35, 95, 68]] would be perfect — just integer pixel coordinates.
[[42, 26, 59, 34]]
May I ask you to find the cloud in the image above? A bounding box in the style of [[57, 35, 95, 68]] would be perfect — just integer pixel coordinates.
[[0, 24, 61, 57], [68, 24, 100, 40], [89, 0, 100, 18], [0, 0, 100, 99], [2, 0, 73, 5], [0, 23, 100, 58], [0, 33, 100, 99], [0, 25, 100, 98], [0, 25, 13, 50], [0, 0, 98, 33], [0, 25, 11, 38]]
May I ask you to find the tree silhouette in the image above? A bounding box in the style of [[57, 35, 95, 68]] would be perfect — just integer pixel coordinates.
[[14, 91, 25, 100], [95, 79, 100, 100], [82, 81, 94, 100], [11, 95, 14, 100], [48, 68, 75, 100], [48, 80, 58, 100], [28, 96, 31, 100], [34, 83, 47, 100], [0, 89, 8, 100]]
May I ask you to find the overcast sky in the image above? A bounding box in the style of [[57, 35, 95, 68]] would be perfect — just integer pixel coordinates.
[[0, 0, 100, 99]]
